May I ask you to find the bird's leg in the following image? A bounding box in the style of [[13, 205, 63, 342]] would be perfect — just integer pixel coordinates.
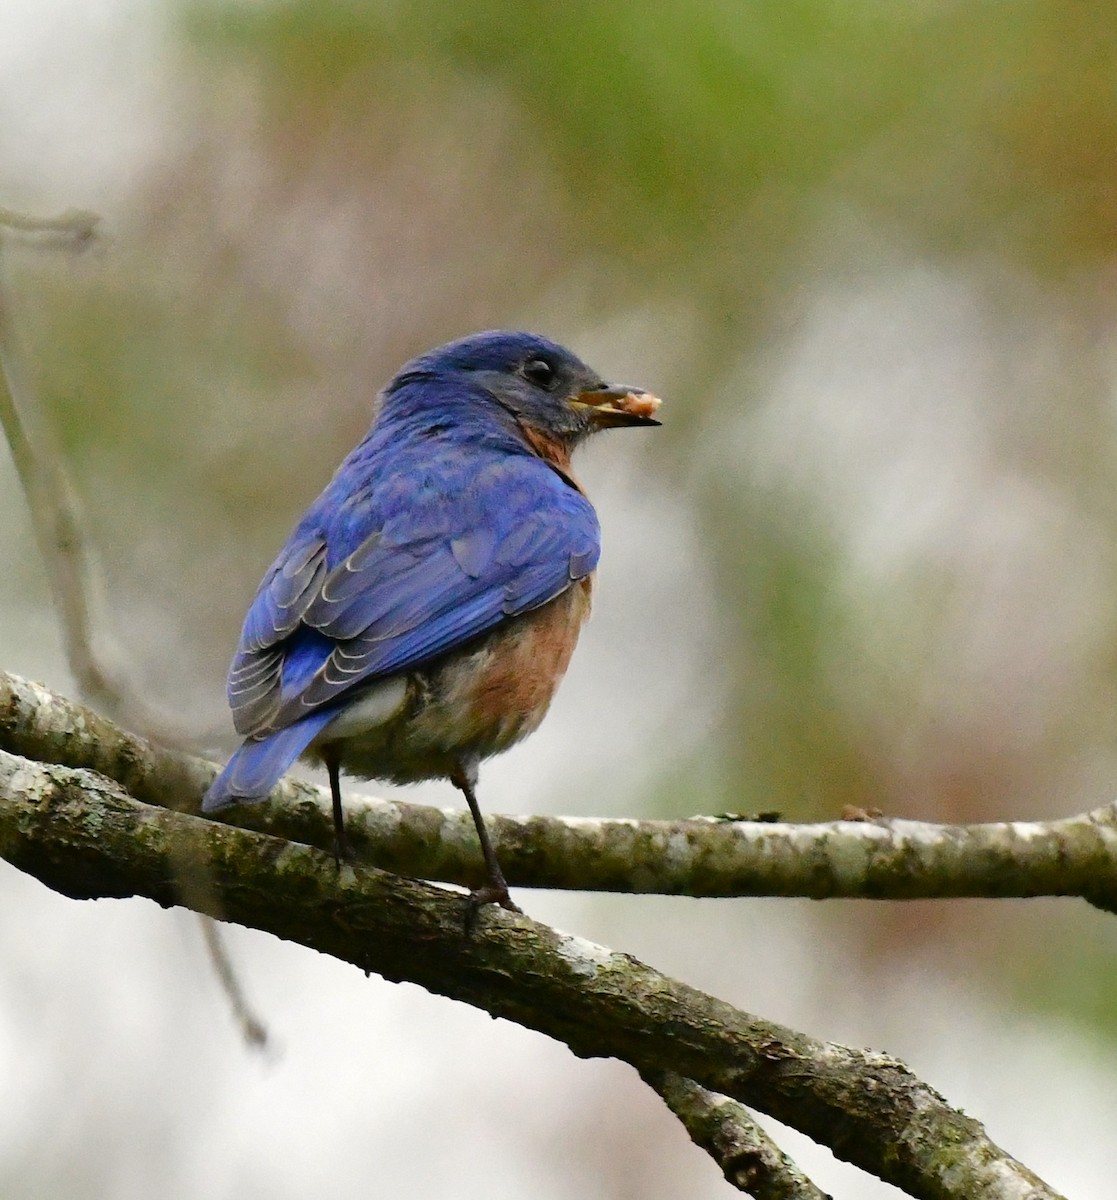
[[450, 760, 521, 919], [322, 747, 353, 866]]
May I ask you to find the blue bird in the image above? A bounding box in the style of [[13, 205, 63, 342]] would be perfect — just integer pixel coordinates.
[[203, 330, 661, 910]]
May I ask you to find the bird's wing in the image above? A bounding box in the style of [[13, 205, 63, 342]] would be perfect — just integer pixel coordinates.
[[227, 451, 599, 738]]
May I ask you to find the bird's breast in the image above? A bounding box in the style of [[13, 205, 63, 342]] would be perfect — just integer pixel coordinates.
[[434, 574, 594, 749], [315, 577, 593, 783]]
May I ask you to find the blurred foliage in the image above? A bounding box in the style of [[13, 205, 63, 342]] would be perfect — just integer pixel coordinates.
[[182, 0, 1117, 284], [173, 0, 1117, 801]]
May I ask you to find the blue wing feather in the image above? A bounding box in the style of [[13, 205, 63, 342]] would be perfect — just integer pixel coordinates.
[[221, 421, 599, 744]]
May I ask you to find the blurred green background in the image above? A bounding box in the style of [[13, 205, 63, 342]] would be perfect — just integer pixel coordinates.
[[3, 1, 1117, 1196]]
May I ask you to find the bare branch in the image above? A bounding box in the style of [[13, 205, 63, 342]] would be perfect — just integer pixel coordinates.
[[0, 745, 1064, 1200], [4, 670, 1117, 906], [0, 209, 189, 751], [0, 210, 141, 724], [0, 208, 264, 1044], [0, 207, 100, 252], [197, 915, 270, 1051], [642, 1070, 832, 1199]]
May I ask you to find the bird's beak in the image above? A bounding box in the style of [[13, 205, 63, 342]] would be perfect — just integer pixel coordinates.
[[571, 383, 663, 428]]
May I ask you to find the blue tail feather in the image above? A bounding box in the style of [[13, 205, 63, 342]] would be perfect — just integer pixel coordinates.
[[202, 709, 336, 811]]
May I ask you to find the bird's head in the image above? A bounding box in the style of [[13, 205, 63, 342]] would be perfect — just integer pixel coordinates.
[[386, 331, 661, 453]]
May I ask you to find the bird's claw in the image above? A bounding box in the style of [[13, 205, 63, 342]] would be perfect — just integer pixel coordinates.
[[463, 885, 521, 934]]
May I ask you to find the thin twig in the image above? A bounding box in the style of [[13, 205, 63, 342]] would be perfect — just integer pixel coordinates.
[[0, 209, 187, 744], [0, 209, 267, 1047], [197, 915, 271, 1052], [0, 229, 130, 719], [0, 207, 100, 241], [642, 1070, 832, 1199]]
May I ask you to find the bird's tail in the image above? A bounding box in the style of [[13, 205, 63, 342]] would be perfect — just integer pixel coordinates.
[[202, 710, 336, 811]]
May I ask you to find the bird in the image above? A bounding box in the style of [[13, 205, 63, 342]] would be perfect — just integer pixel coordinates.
[[202, 330, 661, 912]]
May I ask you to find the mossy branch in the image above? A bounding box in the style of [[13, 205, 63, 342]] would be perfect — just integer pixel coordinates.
[[0, 743, 1061, 1200], [3, 669, 1117, 907]]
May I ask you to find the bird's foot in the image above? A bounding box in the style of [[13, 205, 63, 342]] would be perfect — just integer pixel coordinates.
[[463, 884, 522, 934]]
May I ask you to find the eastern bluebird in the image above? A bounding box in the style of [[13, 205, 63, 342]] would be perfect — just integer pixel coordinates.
[[202, 331, 661, 910]]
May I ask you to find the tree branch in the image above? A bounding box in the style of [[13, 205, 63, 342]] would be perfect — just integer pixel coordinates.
[[641, 1070, 832, 1199], [196, 914, 270, 1050], [0, 214, 128, 715], [0, 205, 274, 1050], [0, 745, 1062, 1200], [0, 209, 191, 748], [0, 207, 100, 243], [4, 669, 1117, 908]]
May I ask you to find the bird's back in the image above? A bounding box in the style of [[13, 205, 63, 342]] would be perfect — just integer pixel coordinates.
[[205, 395, 600, 807]]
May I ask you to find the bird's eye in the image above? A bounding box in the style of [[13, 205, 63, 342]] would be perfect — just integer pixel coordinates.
[[522, 358, 557, 389]]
